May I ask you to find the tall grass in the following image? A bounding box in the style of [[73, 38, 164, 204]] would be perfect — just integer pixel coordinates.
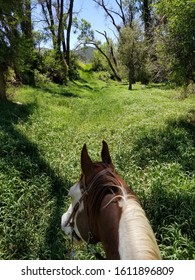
[[0, 77, 195, 259]]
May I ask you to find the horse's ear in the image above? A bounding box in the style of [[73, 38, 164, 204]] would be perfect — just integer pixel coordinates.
[[101, 140, 113, 165], [81, 144, 93, 175]]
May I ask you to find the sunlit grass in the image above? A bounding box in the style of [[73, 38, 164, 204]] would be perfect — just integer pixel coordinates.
[[0, 77, 195, 259]]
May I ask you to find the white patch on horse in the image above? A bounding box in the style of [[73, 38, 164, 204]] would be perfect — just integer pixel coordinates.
[[118, 197, 161, 260], [61, 183, 84, 239], [61, 204, 73, 235]]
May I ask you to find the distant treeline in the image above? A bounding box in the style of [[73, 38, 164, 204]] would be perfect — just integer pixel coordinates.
[[0, 0, 195, 99]]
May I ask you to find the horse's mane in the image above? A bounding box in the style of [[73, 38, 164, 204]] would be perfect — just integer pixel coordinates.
[[80, 164, 161, 259], [81, 163, 134, 218], [118, 197, 161, 259]]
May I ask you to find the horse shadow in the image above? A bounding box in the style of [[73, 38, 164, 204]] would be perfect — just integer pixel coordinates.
[[116, 117, 195, 258], [0, 100, 71, 259]]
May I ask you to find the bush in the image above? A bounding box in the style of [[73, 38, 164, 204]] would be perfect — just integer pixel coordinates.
[[34, 70, 51, 86], [94, 71, 110, 81], [91, 50, 108, 72], [179, 81, 195, 99], [41, 50, 67, 84], [68, 52, 80, 80]]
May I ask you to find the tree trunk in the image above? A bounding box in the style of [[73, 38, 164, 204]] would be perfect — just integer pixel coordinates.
[[62, 31, 66, 54], [47, 0, 57, 50], [21, 0, 35, 86], [128, 63, 134, 91], [143, 0, 153, 40], [0, 66, 7, 101], [57, 0, 64, 54], [66, 0, 74, 66], [128, 70, 132, 90], [39, 0, 74, 79]]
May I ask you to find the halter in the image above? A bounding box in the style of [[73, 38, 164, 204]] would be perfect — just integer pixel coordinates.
[[64, 168, 110, 229], [63, 189, 88, 228], [64, 168, 120, 259]]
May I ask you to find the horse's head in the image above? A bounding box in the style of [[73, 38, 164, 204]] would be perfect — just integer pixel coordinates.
[[61, 140, 115, 243], [62, 141, 161, 259]]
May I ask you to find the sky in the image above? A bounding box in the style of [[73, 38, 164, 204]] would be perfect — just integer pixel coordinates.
[[33, 0, 120, 49], [71, 0, 118, 48]]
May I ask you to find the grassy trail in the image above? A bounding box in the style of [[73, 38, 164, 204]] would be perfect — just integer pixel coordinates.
[[0, 78, 195, 259]]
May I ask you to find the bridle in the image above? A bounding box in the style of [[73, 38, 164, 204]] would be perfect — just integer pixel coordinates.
[[63, 167, 119, 260], [63, 168, 113, 231], [63, 189, 88, 228]]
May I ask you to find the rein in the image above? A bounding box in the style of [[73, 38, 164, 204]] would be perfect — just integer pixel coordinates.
[[63, 189, 88, 228], [64, 168, 110, 228], [65, 168, 113, 260]]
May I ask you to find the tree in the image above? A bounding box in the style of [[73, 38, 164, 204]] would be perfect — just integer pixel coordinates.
[[77, 19, 121, 81], [118, 24, 146, 90], [0, 1, 14, 99], [86, 1, 139, 83], [138, 0, 154, 40], [155, 0, 195, 85], [0, 0, 36, 100], [93, 0, 137, 30], [0, 18, 8, 100], [93, 0, 147, 89], [38, 0, 75, 68], [38, 0, 67, 83], [0, 1, 20, 99], [0, 64, 7, 101], [20, 0, 35, 86], [66, 0, 74, 66]]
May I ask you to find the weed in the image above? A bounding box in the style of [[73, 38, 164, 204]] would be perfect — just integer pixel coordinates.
[[0, 79, 195, 259]]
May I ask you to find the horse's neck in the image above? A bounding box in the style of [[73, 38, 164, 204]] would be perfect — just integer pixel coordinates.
[[97, 193, 121, 259], [118, 198, 161, 260], [94, 193, 161, 260]]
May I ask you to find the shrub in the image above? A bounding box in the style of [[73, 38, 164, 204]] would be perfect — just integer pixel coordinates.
[[68, 52, 80, 80], [41, 50, 67, 84]]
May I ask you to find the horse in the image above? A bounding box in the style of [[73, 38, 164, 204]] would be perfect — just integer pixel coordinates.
[[61, 141, 161, 260]]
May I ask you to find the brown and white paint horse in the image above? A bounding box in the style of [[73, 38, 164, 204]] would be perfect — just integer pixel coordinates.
[[61, 141, 161, 260]]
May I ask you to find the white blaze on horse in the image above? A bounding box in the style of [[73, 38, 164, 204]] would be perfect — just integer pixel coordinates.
[[61, 141, 161, 260]]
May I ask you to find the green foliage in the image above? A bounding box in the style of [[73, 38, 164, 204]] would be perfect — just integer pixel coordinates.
[[155, 0, 195, 85], [68, 51, 80, 80], [118, 24, 149, 85], [40, 50, 67, 84], [34, 69, 51, 86], [77, 19, 95, 43], [178, 81, 195, 99], [36, 49, 79, 84], [0, 0, 35, 95], [14, 36, 36, 84], [0, 78, 195, 259], [92, 49, 108, 72], [91, 56, 103, 72]]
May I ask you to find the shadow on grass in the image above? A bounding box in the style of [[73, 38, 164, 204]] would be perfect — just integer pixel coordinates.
[[36, 84, 80, 98], [144, 179, 195, 259], [132, 119, 195, 173], [145, 83, 174, 90], [116, 117, 195, 259], [0, 101, 70, 259]]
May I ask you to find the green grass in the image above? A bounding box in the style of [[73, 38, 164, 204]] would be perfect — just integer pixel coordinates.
[[0, 76, 195, 259]]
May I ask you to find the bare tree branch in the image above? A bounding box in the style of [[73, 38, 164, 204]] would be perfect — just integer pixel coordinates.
[[95, 30, 118, 67], [115, 0, 126, 26], [88, 39, 121, 81], [93, 0, 121, 32]]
